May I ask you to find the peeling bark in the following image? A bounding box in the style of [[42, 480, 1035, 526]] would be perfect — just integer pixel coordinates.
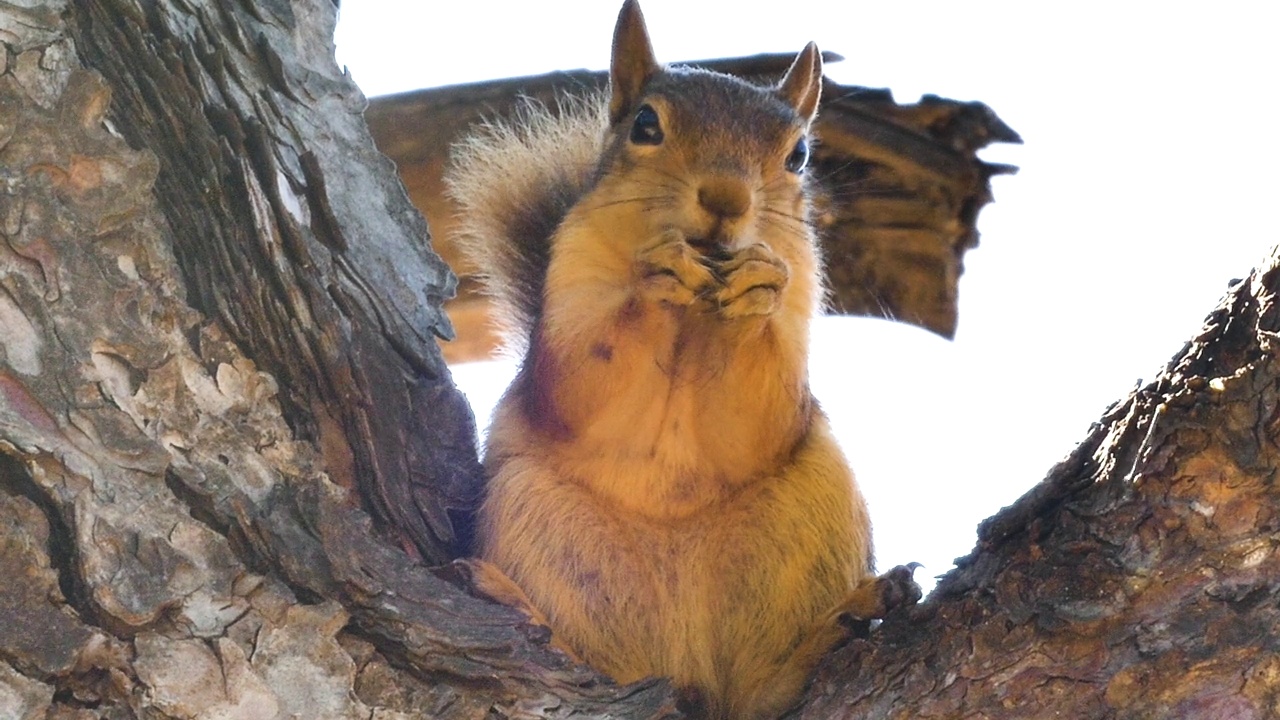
[[1, 1, 1276, 719]]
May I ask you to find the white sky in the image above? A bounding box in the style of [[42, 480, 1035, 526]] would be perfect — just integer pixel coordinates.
[[334, 2, 1280, 593]]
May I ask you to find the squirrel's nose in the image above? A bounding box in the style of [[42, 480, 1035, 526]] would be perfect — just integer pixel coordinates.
[[697, 178, 751, 220]]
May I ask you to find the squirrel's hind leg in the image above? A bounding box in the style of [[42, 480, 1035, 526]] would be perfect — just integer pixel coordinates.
[[835, 563, 924, 621], [732, 564, 923, 720], [448, 558, 585, 663]]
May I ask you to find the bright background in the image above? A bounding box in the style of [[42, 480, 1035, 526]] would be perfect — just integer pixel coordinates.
[[334, 2, 1279, 593]]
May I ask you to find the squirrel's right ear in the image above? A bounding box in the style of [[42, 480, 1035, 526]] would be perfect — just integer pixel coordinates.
[[609, 0, 660, 125], [778, 42, 823, 125]]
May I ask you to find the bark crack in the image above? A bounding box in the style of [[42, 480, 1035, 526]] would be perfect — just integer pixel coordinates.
[[0, 452, 95, 627]]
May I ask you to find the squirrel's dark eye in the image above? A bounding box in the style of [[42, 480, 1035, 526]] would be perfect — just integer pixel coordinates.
[[630, 104, 664, 146], [785, 137, 810, 174]]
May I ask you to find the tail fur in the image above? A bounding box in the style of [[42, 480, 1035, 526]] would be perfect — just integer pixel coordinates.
[[444, 94, 609, 355]]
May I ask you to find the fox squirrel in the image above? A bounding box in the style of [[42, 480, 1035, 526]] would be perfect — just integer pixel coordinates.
[[445, 2, 921, 717]]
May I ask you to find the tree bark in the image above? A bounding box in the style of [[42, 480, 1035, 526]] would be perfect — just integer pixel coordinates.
[[1, 1, 1275, 719], [1, 1, 671, 717], [792, 259, 1280, 719], [66, 0, 478, 567]]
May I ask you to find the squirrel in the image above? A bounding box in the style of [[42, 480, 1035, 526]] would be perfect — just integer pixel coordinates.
[[444, 2, 921, 718]]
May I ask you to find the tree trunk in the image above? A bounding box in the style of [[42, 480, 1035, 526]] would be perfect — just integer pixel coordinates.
[[1, 1, 1275, 719], [1, 1, 670, 717]]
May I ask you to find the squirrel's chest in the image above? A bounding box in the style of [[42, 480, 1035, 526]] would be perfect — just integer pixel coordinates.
[[523, 328, 803, 515], [556, 379, 744, 516]]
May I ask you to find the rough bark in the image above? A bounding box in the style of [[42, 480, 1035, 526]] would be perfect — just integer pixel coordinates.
[[67, 0, 480, 565], [1, 1, 672, 717], [791, 261, 1280, 718], [1, 1, 1275, 719]]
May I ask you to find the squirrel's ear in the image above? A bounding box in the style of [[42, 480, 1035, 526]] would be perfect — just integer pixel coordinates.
[[610, 0, 660, 125], [778, 42, 823, 124]]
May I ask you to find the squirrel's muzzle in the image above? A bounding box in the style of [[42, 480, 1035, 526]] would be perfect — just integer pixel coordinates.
[[692, 177, 752, 254], [697, 177, 751, 221]]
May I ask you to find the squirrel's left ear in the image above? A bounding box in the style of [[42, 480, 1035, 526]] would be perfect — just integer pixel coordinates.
[[610, 0, 660, 125], [777, 42, 823, 124]]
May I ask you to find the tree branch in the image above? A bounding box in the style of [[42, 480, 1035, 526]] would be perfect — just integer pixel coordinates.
[[792, 259, 1280, 717]]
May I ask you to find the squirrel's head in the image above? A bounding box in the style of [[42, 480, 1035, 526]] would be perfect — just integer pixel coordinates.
[[587, 0, 823, 258]]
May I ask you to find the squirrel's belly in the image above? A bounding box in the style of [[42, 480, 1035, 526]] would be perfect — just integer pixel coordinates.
[[510, 510, 739, 693], [480, 402, 865, 717], [480, 451, 858, 698], [560, 394, 785, 519]]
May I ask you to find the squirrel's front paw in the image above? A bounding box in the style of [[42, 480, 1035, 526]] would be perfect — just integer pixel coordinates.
[[712, 243, 789, 318], [635, 231, 717, 307]]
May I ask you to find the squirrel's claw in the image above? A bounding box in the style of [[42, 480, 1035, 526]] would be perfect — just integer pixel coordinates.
[[713, 242, 790, 318], [636, 232, 718, 307], [835, 563, 924, 622], [877, 563, 925, 614]]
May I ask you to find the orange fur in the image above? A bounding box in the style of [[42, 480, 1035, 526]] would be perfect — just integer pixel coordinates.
[[447, 2, 918, 717]]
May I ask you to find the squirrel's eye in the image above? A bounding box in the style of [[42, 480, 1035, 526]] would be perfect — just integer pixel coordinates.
[[630, 104, 664, 146], [785, 137, 810, 174]]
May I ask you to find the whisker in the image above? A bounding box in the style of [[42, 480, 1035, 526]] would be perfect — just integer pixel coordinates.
[[758, 206, 808, 225], [758, 210, 821, 237], [756, 176, 794, 196], [757, 211, 808, 231], [647, 165, 692, 189], [629, 177, 680, 192], [585, 194, 672, 211]]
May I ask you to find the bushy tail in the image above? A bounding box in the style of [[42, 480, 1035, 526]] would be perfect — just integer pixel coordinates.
[[444, 94, 608, 356]]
